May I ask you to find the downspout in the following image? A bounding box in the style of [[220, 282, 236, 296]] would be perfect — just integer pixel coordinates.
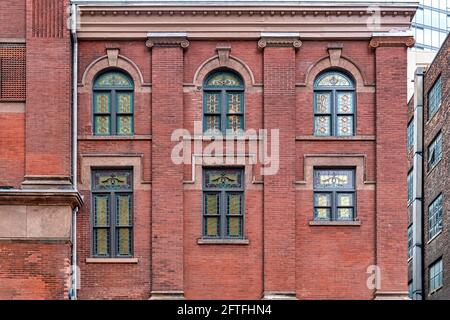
[[412, 67, 424, 300], [69, 2, 79, 300]]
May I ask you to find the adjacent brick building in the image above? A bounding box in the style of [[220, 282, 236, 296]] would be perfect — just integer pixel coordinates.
[[0, 0, 417, 300], [408, 33, 450, 300]]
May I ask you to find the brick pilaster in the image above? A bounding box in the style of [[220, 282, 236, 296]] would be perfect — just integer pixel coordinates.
[[259, 35, 301, 299], [23, 0, 72, 188], [371, 35, 414, 299], [147, 34, 188, 299]]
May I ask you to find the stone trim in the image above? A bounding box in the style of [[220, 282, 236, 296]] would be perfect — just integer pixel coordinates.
[[197, 239, 250, 245], [373, 291, 410, 300], [145, 32, 190, 49], [369, 36, 415, 49], [262, 291, 297, 300], [0, 102, 25, 113], [74, 4, 416, 40], [295, 154, 374, 191], [85, 258, 139, 264], [150, 291, 185, 300], [0, 190, 83, 208], [79, 154, 151, 191], [309, 220, 362, 226], [258, 34, 302, 50]]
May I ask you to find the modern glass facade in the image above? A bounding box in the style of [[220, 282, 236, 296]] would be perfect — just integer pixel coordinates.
[[412, 0, 450, 51]]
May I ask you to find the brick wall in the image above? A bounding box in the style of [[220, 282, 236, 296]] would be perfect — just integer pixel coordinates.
[[0, 241, 71, 299], [422, 35, 450, 299]]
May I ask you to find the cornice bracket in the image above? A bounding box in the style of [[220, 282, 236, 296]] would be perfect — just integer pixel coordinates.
[[146, 32, 190, 49], [258, 32, 302, 50]]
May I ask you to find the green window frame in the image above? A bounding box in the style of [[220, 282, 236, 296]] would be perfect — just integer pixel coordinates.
[[428, 194, 443, 241], [428, 132, 442, 171], [428, 76, 441, 119], [202, 168, 245, 239], [91, 169, 133, 257], [203, 70, 244, 135], [313, 71, 356, 137], [93, 71, 134, 136], [313, 168, 356, 221]]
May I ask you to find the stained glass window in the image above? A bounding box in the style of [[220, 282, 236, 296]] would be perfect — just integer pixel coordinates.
[[203, 168, 244, 239], [203, 71, 244, 134], [313, 169, 356, 221], [314, 71, 355, 136], [92, 169, 133, 257], [93, 71, 134, 136]]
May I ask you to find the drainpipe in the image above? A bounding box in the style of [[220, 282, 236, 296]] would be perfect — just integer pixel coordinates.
[[412, 67, 424, 300], [69, 2, 79, 300]]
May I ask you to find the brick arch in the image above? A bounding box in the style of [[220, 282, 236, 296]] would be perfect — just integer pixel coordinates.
[[192, 55, 257, 90], [304, 55, 372, 91], [80, 54, 146, 92]]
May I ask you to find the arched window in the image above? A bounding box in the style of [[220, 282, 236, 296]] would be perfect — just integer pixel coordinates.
[[93, 70, 134, 136], [203, 70, 244, 134], [314, 71, 355, 136]]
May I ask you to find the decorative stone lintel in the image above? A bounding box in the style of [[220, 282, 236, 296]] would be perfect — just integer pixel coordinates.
[[106, 47, 120, 67], [369, 34, 415, 49], [258, 32, 302, 50], [149, 291, 185, 300], [262, 291, 297, 300], [145, 32, 190, 49]]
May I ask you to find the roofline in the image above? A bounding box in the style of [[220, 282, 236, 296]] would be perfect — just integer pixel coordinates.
[[71, 0, 419, 8]]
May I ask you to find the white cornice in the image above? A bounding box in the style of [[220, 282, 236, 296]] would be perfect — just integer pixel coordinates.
[[73, 1, 418, 40]]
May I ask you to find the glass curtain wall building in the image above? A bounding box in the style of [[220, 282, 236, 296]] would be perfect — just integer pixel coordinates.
[[412, 0, 450, 51]]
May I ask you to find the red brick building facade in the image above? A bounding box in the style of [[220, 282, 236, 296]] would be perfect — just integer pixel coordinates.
[[0, 0, 417, 300]]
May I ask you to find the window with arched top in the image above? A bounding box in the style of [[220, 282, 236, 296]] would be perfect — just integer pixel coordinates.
[[93, 71, 134, 136], [314, 71, 355, 136], [203, 70, 244, 134]]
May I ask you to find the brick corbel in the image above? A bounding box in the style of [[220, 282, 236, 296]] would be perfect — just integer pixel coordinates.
[[145, 32, 190, 49], [257, 32, 302, 50]]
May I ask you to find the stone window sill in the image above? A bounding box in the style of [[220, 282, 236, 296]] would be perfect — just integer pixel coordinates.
[[197, 239, 249, 245], [78, 135, 152, 141], [427, 230, 442, 244], [85, 258, 139, 264], [296, 135, 375, 141], [309, 220, 361, 226]]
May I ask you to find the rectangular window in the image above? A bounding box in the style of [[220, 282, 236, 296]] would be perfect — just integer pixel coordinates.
[[91, 169, 133, 257], [407, 119, 414, 150], [313, 169, 356, 221], [428, 133, 442, 171], [407, 169, 414, 204], [428, 194, 443, 240], [428, 76, 441, 119], [408, 281, 413, 299], [429, 259, 443, 293], [203, 168, 244, 239], [408, 224, 413, 259]]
